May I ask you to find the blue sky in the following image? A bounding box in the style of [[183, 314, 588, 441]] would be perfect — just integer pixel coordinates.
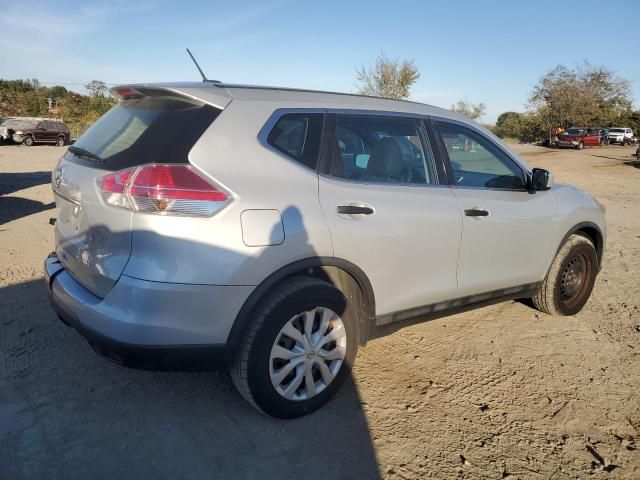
[[1, 0, 638, 122]]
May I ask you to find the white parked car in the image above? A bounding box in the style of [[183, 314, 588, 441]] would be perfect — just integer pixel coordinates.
[[45, 82, 607, 417], [608, 127, 633, 145]]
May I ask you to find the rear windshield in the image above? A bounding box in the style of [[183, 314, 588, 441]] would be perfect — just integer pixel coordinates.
[[70, 91, 221, 170]]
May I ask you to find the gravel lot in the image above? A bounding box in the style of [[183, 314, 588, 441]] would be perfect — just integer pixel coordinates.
[[1, 144, 639, 479]]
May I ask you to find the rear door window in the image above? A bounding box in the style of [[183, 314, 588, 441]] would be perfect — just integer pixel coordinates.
[[266, 113, 323, 170], [327, 114, 436, 185], [70, 91, 221, 170]]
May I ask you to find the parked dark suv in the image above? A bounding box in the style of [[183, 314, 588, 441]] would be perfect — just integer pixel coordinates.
[[1, 118, 70, 146]]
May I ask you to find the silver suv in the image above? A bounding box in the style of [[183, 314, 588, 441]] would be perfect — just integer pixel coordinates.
[[45, 83, 606, 418]]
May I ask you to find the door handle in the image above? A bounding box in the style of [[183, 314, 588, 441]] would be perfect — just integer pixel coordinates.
[[337, 205, 374, 215], [464, 208, 489, 217]]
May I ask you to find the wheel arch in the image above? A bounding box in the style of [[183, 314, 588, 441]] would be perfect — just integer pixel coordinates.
[[225, 257, 376, 361], [559, 221, 604, 268]]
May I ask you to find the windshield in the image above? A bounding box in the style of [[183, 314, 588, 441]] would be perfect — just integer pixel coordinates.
[[609, 128, 625, 133], [564, 129, 582, 135]]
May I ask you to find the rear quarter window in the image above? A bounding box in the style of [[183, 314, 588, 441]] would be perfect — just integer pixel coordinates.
[[266, 113, 323, 170]]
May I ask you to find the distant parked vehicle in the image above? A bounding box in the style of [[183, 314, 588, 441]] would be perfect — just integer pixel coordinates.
[[555, 127, 600, 149], [0, 118, 9, 144], [0, 117, 70, 146], [597, 128, 609, 145], [608, 128, 634, 145]]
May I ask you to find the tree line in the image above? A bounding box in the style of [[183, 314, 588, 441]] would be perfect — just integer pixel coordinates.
[[2, 58, 637, 143], [495, 62, 638, 142], [355, 55, 638, 142], [0, 79, 116, 138]]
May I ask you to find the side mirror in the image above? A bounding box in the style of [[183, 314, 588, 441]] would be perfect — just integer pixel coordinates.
[[530, 168, 553, 192]]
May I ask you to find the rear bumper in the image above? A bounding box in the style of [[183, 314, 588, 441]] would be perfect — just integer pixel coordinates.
[[45, 255, 253, 370]]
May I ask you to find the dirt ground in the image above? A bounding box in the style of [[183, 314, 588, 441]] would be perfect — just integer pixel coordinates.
[[1, 143, 639, 479]]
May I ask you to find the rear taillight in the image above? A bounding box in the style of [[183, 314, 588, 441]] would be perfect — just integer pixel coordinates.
[[97, 164, 229, 217]]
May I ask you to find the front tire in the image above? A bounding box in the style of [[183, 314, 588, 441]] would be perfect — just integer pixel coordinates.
[[22, 136, 34, 147], [56, 136, 66, 147], [576, 141, 584, 150], [531, 234, 598, 316], [231, 276, 358, 418]]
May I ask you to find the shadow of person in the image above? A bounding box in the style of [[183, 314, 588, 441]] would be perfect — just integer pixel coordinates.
[[0, 206, 381, 479]]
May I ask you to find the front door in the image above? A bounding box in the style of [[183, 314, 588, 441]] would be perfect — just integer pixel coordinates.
[[318, 113, 462, 317], [432, 120, 557, 296], [35, 121, 54, 143]]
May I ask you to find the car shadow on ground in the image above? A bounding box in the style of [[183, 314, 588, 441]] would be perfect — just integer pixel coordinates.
[[0, 171, 55, 225], [0, 171, 52, 196], [1, 283, 381, 478], [623, 159, 640, 169], [0, 197, 54, 225]]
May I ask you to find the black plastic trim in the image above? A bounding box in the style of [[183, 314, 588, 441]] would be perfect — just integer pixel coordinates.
[[371, 282, 541, 339], [226, 257, 376, 358], [318, 113, 337, 175], [423, 118, 452, 185], [559, 221, 604, 269], [49, 281, 226, 371]]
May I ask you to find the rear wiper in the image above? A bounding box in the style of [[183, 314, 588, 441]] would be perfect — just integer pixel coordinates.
[[68, 145, 104, 162]]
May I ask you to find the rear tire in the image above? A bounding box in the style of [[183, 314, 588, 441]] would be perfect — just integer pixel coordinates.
[[531, 234, 598, 316], [23, 136, 34, 147], [231, 276, 358, 418]]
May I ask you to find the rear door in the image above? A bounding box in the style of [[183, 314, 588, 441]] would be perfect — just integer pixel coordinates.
[[53, 89, 222, 297], [318, 112, 462, 318], [432, 120, 557, 296], [585, 129, 599, 146]]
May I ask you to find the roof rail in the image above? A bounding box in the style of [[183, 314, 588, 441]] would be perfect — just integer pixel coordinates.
[[1, 116, 64, 122], [210, 83, 432, 107]]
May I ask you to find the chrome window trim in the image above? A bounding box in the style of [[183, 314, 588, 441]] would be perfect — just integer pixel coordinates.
[[317, 172, 450, 189], [257, 107, 532, 190]]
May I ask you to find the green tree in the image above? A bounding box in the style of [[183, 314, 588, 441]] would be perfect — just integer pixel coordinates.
[[621, 111, 640, 137], [493, 111, 523, 138], [356, 53, 420, 100], [85, 80, 108, 97], [450, 98, 486, 120], [49, 85, 68, 99], [529, 62, 632, 140]]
